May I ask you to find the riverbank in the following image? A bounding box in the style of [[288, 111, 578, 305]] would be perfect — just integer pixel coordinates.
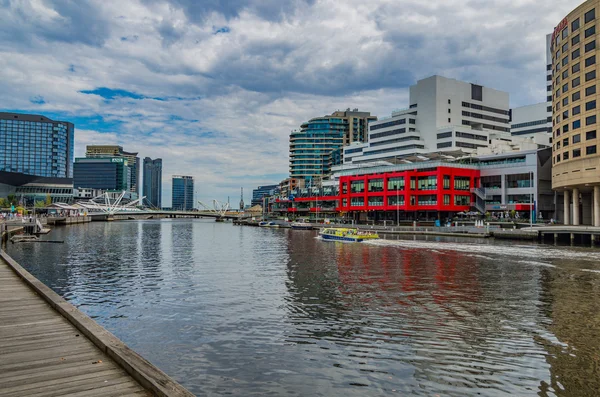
[[0, 249, 194, 397]]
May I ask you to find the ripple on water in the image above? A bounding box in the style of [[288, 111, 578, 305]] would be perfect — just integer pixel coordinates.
[[6, 220, 600, 396]]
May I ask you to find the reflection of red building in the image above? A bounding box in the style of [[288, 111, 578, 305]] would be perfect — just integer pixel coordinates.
[[274, 165, 481, 222]]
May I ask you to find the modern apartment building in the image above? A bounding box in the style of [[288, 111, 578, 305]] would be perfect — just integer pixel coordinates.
[[73, 157, 131, 192], [172, 175, 194, 211], [251, 184, 278, 207], [342, 76, 511, 165], [143, 157, 162, 208], [86, 145, 140, 194], [0, 112, 74, 178], [510, 103, 552, 142], [550, 0, 600, 226], [289, 109, 376, 179]]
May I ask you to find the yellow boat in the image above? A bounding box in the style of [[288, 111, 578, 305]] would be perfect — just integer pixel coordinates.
[[318, 228, 379, 242]]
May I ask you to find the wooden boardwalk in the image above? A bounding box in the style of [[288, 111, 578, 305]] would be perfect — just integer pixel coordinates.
[[0, 259, 152, 397]]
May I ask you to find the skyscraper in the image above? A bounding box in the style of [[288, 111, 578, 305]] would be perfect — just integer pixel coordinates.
[[172, 175, 194, 210], [0, 112, 74, 178], [86, 145, 139, 194], [289, 109, 376, 180], [143, 157, 162, 208], [73, 157, 130, 191]]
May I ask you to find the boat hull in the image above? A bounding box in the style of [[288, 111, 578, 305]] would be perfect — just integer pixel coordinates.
[[320, 233, 366, 242]]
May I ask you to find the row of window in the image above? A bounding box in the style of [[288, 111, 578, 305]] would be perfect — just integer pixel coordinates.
[[461, 102, 509, 116], [370, 127, 406, 140], [554, 84, 597, 114], [556, 130, 597, 149], [554, 8, 595, 49], [344, 194, 471, 207], [343, 176, 471, 193], [556, 115, 597, 137], [555, 145, 598, 163]]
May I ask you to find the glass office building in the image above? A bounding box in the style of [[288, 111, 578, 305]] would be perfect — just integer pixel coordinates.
[[73, 157, 131, 191], [0, 112, 74, 178], [172, 175, 194, 210], [143, 157, 162, 208]]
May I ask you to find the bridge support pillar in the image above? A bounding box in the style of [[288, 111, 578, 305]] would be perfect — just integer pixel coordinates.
[[571, 233, 575, 245], [554, 233, 558, 245]]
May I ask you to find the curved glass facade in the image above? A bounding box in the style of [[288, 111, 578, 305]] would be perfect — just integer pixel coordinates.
[[0, 112, 74, 178]]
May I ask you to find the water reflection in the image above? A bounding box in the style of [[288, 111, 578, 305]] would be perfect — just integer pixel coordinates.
[[5, 220, 600, 396]]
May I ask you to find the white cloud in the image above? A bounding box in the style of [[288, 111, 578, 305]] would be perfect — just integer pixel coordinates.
[[0, 0, 583, 205]]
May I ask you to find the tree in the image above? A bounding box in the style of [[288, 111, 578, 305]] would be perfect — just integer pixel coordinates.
[[0, 198, 8, 208], [34, 200, 46, 208], [45, 193, 52, 206], [6, 194, 17, 206]]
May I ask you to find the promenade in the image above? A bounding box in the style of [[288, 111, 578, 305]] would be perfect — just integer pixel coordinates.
[[0, 250, 194, 397]]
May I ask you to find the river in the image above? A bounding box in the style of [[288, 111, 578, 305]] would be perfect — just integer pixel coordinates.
[[5, 219, 600, 396]]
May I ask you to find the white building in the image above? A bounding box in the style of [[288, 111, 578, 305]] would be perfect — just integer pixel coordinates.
[[510, 102, 552, 144], [343, 75, 512, 164]]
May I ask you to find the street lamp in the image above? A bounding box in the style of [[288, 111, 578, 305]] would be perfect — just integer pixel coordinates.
[[530, 171, 533, 228]]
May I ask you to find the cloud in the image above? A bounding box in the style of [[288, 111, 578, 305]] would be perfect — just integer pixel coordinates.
[[0, 0, 585, 206]]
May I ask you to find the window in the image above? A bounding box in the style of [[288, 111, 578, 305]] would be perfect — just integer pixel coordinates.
[[587, 145, 597, 155], [351, 180, 365, 193], [573, 134, 581, 143], [563, 27, 569, 39], [573, 91, 581, 101], [573, 120, 581, 129], [587, 115, 597, 125], [573, 77, 581, 87], [350, 197, 364, 207], [585, 40, 596, 52], [556, 89, 561, 98], [586, 70, 596, 81], [563, 69, 569, 79], [387, 195, 404, 206], [574, 105, 581, 115], [586, 85, 596, 95], [563, 124, 569, 133], [557, 140, 561, 149], [556, 154, 561, 162], [418, 176, 437, 191], [563, 43, 569, 53], [573, 34, 581, 45], [586, 55, 596, 67], [564, 151, 570, 160], [585, 8, 596, 24], [443, 175, 450, 189], [587, 130, 597, 140], [471, 84, 483, 101], [454, 177, 470, 191], [368, 196, 384, 207], [586, 100, 597, 110], [443, 195, 450, 206], [573, 148, 582, 158], [572, 48, 581, 60], [448, 108, 451, 113], [563, 97, 569, 106], [448, 99, 451, 104], [387, 177, 405, 191], [368, 178, 384, 192], [454, 195, 470, 206], [573, 18, 581, 31], [448, 118, 451, 123], [573, 63, 581, 73], [563, 56, 569, 66], [563, 138, 569, 146], [563, 83, 569, 93], [586, 25, 596, 38], [564, 110, 569, 119]]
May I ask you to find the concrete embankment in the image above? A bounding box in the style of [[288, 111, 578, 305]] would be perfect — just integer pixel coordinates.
[[0, 249, 194, 397]]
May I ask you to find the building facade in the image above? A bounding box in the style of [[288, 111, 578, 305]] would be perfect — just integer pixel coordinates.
[[143, 157, 162, 208], [73, 157, 130, 192], [343, 76, 511, 165], [0, 112, 74, 178], [86, 145, 140, 194], [172, 175, 194, 211], [551, 0, 600, 226], [289, 109, 376, 179], [0, 171, 73, 205], [251, 184, 278, 207], [510, 102, 552, 141]]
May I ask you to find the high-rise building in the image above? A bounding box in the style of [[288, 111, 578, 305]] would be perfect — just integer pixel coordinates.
[[289, 109, 376, 179], [0, 112, 74, 178], [172, 175, 194, 210], [143, 157, 162, 208], [510, 103, 552, 143], [342, 75, 511, 165], [551, 0, 600, 226], [85, 145, 139, 194], [251, 184, 278, 206], [73, 157, 130, 191]]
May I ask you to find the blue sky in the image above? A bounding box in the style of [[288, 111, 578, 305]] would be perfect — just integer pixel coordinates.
[[0, 0, 582, 206]]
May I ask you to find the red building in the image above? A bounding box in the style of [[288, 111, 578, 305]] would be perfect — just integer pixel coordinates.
[[274, 165, 480, 222]]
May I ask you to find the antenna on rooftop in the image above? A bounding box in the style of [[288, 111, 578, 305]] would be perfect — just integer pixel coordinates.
[[239, 188, 244, 211]]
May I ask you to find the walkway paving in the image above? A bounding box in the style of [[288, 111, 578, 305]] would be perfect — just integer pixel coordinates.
[[0, 259, 151, 397]]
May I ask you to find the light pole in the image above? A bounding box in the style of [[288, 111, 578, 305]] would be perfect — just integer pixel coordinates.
[[396, 156, 399, 226], [530, 171, 533, 228]]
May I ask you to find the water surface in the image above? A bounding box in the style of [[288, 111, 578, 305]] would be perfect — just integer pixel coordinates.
[[6, 219, 600, 396]]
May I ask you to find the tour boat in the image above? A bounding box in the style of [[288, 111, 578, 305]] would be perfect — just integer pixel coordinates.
[[318, 228, 379, 242], [291, 221, 313, 230], [259, 221, 280, 228]]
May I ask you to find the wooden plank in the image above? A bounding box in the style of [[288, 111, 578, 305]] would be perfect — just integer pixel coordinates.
[[1, 343, 96, 366], [0, 329, 80, 348], [60, 382, 147, 397], [0, 334, 90, 355], [0, 369, 126, 396], [18, 376, 138, 397], [0, 351, 100, 373]]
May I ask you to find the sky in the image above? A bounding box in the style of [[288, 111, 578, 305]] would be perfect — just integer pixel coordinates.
[[0, 0, 584, 207]]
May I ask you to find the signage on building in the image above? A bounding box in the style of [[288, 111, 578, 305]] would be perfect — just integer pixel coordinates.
[[551, 17, 568, 48], [111, 158, 124, 163]]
